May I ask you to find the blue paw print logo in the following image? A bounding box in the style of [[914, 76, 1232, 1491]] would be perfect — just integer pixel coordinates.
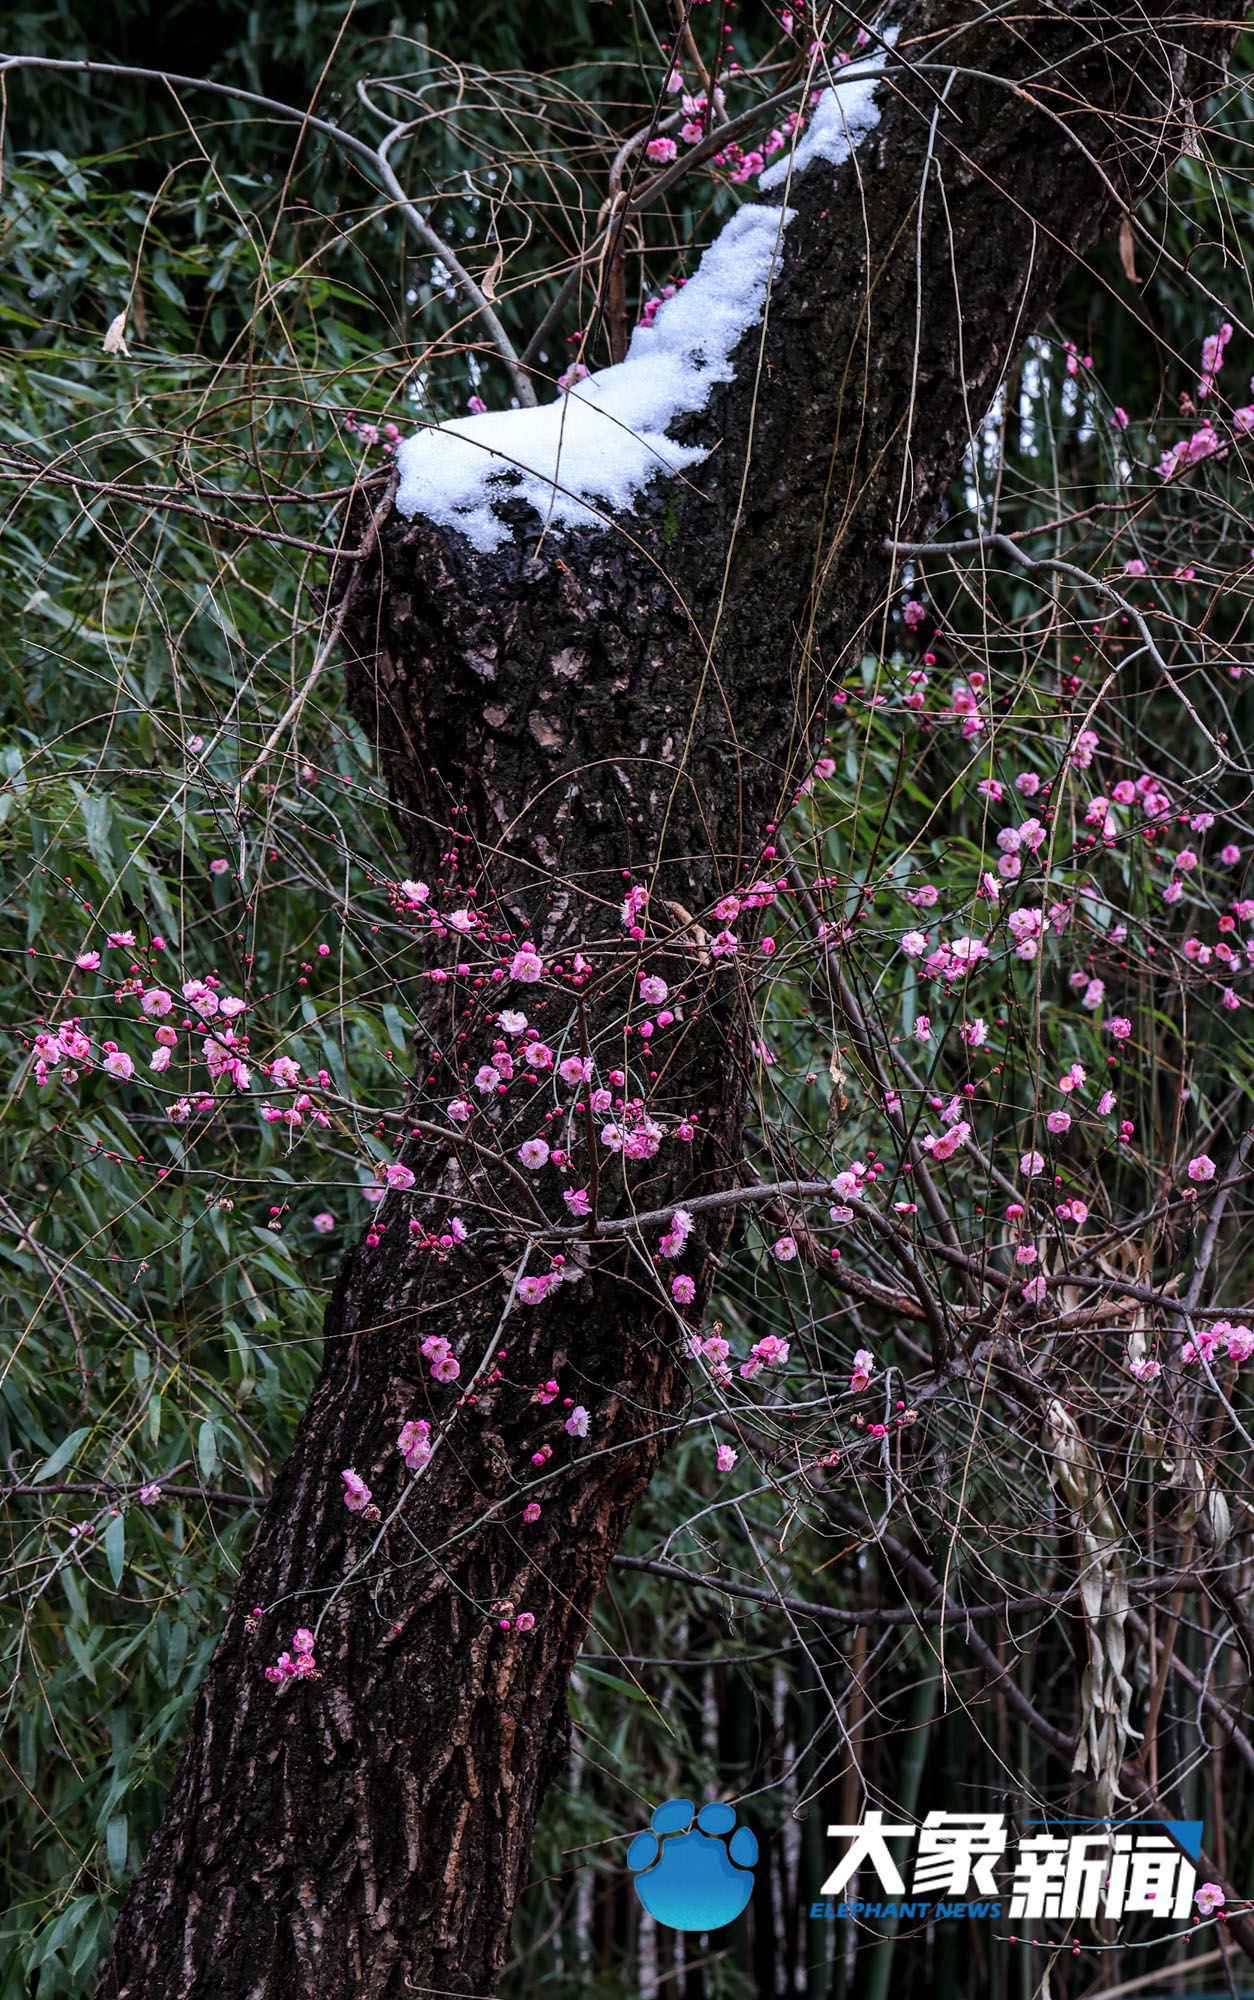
[[627, 1798, 757, 1930]]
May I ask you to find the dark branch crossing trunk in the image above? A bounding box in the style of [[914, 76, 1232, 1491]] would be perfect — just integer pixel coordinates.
[[102, 5, 1246, 1994]]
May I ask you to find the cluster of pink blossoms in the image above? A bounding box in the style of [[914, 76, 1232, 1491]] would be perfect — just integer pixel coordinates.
[[420, 1335, 460, 1385], [740, 1334, 789, 1380], [399, 1419, 432, 1471], [343, 412, 400, 453], [26, 964, 251, 1099], [265, 1627, 319, 1684], [1183, 1321, 1254, 1365]]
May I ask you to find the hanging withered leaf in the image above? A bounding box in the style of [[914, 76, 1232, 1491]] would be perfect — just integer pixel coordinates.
[[1118, 214, 1139, 284], [826, 1052, 849, 1134]]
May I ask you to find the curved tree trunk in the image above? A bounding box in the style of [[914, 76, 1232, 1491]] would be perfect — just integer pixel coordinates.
[[101, 4, 1245, 1994]]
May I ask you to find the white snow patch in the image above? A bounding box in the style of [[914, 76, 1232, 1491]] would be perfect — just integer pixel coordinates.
[[394, 203, 794, 552], [758, 35, 897, 191], [394, 34, 896, 553]]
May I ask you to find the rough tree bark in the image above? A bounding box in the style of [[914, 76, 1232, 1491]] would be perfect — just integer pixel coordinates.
[[102, 3, 1247, 1994]]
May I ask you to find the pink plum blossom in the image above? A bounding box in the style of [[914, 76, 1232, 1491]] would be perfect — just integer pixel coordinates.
[[510, 947, 544, 983], [399, 1419, 431, 1470]]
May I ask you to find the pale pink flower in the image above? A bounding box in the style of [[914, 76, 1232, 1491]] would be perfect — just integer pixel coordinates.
[[383, 1162, 416, 1191], [850, 1349, 874, 1392], [183, 979, 219, 1018], [313, 1212, 335, 1233], [510, 947, 544, 983], [518, 1138, 550, 1171], [1195, 1883, 1225, 1917], [399, 1419, 431, 1470], [1046, 1110, 1071, 1135], [102, 1048, 135, 1081], [76, 950, 101, 970], [716, 1443, 738, 1472], [659, 1207, 695, 1258], [1188, 1154, 1216, 1182], [1021, 1150, 1045, 1177], [949, 936, 988, 967], [671, 1274, 696, 1304], [341, 1468, 372, 1511], [565, 1405, 589, 1437], [927, 1122, 970, 1163], [773, 1234, 798, 1262]]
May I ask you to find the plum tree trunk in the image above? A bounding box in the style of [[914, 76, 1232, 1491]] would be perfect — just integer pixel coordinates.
[[100, 4, 1246, 1994]]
